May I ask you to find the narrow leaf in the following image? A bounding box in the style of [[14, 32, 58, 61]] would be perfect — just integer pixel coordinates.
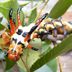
[[28, 7, 37, 24], [47, 59, 57, 72], [49, 0, 72, 18], [17, 58, 27, 72], [19, 2, 29, 7], [35, 59, 57, 72], [0, 24, 5, 30], [5, 57, 15, 70], [35, 64, 53, 72], [30, 34, 72, 71]]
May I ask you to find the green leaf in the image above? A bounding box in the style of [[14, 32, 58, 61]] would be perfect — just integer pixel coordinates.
[[49, 0, 72, 18], [35, 59, 57, 72], [6, 69, 13, 72], [35, 64, 53, 72], [28, 7, 37, 24], [19, 2, 29, 7], [34, 41, 57, 72], [30, 34, 72, 71], [47, 59, 57, 72], [0, 24, 5, 30], [17, 38, 52, 72], [0, 0, 24, 25], [40, 41, 51, 55], [5, 57, 16, 70], [17, 58, 27, 72]]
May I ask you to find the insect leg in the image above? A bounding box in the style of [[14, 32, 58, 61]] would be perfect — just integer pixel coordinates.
[[24, 13, 48, 42], [17, 7, 22, 27], [27, 43, 39, 51], [9, 8, 16, 35]]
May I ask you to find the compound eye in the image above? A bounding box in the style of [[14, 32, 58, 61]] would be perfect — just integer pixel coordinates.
[[16, 29, 23, 35]]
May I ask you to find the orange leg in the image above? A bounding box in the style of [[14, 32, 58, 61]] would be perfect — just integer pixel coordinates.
[[24, 13, 48, 42], [27, 44, 39, 51], [9, 8, 16, 35], [17, 8, 22, 27], [9, 19, 16, 35], [24, 34, 30, 42], [27, 44, 32, 49]]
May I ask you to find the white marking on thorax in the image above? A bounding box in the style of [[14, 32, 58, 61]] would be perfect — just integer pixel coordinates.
[[11, 24, 35, 51]]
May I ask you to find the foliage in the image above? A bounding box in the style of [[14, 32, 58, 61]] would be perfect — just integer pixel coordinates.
[[0, 0, 24, 25], [5, 57, 16, 70], [28, 7, 37, 24], [0, 0, 72, 72], [0, 24, 5, 30], [30, 34, 72, 71], [19, 2, 29, 8], [49, 0, 72, 18]]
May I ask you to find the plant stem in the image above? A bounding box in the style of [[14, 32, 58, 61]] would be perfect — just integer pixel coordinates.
[[26, 49, 29, 64], [21, 56, 30, 72], [57, 57, 63, 72], [34, 0, 49, 22]]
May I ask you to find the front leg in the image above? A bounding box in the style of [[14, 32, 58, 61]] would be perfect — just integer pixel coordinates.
[[24, 13, 48, 42]]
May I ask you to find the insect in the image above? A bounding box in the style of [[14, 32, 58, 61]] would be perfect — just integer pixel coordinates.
[[1, 8, 72, 62], [3, 8, 48, 62]]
